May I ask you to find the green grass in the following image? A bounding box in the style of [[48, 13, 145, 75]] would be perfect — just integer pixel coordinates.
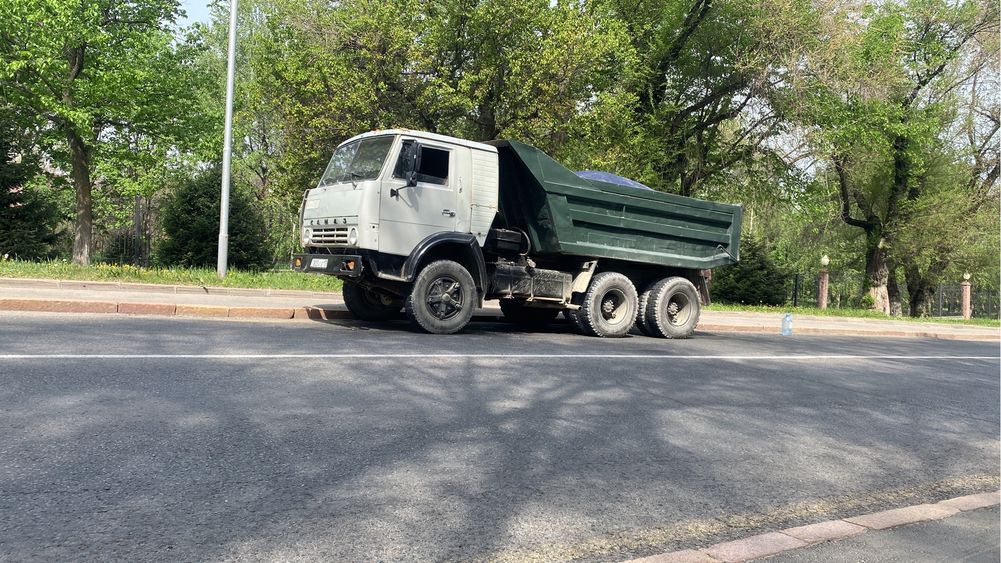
[[0, 259, 344, 292], [706, 303, 1000, 328]]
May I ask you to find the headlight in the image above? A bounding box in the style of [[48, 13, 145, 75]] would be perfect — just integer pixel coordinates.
[[302, 228, 312, 245], [347, 227, 358, 245]]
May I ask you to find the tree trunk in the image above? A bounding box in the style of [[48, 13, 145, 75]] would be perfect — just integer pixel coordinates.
[[864, 231, 890, 314], [67, 128, 93, 266], [904, 265, 937, 318], [887, 268, 903, 317]]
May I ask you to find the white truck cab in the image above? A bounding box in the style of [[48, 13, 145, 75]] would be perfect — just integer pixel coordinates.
[[299, 130, 499, 258]]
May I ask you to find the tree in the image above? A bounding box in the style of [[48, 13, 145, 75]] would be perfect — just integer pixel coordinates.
[[783, 0, 998, 314], [711, 236, 789, 306], [566, 0, 810, 197], [157, 167, 270, 269], [243, 0, 632, 192], [0, 0, 210, 265], [0, 118, 62, 259]]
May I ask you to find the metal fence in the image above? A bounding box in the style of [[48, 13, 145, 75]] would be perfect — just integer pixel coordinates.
[[930, 284, 999, 319], [92, 194, 159, 266], [787, 271, 999, 318]]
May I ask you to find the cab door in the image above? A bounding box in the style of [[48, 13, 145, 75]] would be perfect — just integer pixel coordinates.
[[379, 139, 459, 257]]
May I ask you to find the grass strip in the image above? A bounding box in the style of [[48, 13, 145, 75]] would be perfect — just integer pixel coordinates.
[[0, 259, 343, 292]]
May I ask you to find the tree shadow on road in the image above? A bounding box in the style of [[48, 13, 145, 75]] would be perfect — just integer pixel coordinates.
[[0, 343, 998, 561]]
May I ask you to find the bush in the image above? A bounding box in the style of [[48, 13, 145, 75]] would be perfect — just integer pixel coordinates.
[[157, 167, 270, 269], [711, 235, 789, 306], [0, 137, 62, 260]]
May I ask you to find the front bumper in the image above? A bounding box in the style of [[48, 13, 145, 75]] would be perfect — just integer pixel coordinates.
[[292, 254, 363, 277]]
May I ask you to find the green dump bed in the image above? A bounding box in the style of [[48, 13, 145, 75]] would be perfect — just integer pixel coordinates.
[[487, 140, 742, 270]]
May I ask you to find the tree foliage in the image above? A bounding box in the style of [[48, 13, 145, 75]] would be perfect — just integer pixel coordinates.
[[0, 0, 998, 317], [0, 0, 212, 264], [711, 236, 789, 306], [775, 0, 999, 315], [0, 120, 62, 260], [157, 167, 270, 269]]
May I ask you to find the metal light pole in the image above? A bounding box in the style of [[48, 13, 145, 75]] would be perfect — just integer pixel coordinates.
[[217, 0, 239, 278], [818, 254, 830, 310]]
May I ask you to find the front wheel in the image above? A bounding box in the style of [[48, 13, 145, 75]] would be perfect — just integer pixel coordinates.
[[342, 281, 403, 322], [644, 276, 701, 338], [405, 260, 476, 334]]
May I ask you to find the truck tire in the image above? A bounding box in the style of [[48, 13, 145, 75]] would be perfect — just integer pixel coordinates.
[[500, 300, 560, 327], [645, 276, 700, 338], [405, 260, 476, 334], [635, 288, 653, 336], [576, 272, 638, 338], [342, 281, 403, 322]]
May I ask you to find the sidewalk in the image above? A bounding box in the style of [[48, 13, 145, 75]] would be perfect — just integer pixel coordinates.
[[0, 277, 997, 340]]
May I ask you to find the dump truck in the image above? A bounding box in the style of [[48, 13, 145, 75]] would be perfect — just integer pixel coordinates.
[[292, 129, 742, 336]]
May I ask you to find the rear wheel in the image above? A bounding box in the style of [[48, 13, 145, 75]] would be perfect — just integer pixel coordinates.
[[342, 281, 403, 322], [500, 300, 560, 327], [644, 276, 700, 339], [635, 288, 654, 336], [576, 272, 638, 338], [405, 260, 476, 334]]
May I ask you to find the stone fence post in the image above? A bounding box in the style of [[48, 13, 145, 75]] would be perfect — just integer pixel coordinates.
[[961, 279, 972, 320]]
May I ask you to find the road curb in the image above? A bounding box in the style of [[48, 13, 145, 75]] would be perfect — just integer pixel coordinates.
[[696, 323, 1000, 341], [0, 277, 342, 299], [1, 297, 999, 340], [0, 297, 508, 323], [626, 490, 1000, 563]]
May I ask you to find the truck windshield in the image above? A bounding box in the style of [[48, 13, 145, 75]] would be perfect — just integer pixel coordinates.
[[318, 136, 394, 187]]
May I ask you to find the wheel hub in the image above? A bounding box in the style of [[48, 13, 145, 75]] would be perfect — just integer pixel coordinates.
[[666, 295, 690, 326], [426, 277, 463, 320], [602, 299, 616, 315]]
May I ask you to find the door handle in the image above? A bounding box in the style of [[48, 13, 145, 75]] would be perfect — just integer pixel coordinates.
[[442, 209, 456, 217]]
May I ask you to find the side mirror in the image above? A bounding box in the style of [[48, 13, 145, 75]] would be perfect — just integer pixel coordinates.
[[406, 144, 421, 187], [392, 140, 421, 197]]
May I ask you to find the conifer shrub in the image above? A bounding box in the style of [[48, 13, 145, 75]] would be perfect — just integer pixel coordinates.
[[157, 167, 270, 269], [0, 136, 62, 260], [711, 236, 789, 306]]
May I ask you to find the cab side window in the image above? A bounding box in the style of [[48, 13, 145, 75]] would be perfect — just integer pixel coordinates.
[[393, 142, 449, 186], [416, 147, 449, 185]]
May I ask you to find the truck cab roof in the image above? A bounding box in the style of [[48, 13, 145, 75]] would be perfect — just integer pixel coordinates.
[[342, 129, 499, 154]]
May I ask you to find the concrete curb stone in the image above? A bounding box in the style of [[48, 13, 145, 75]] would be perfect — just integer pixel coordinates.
[[294, 307, 353, 321], [625, 490, 999, 563], [118, 302, 176, 316], [0, 298, 118, 314], [630, 549, 719, 562], [703, 531, 807, 562], [176, 305, 230, 317], [228, 307, 295, 319], [936, 491, 1001, 512], [779, 520, 867, 543], [844, 503, 960, 530]]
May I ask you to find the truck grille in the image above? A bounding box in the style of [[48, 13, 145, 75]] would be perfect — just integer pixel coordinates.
[[311, 226, 349, 245]]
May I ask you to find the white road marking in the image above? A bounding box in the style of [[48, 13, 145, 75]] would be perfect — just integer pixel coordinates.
[[0, 354, 997, 360]]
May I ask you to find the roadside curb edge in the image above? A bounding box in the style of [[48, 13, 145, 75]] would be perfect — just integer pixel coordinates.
[[0, 297, 998, 340], [627, 490, 1000, 563]]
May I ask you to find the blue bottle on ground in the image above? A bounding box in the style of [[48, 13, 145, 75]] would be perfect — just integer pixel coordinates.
[[781, 313, 793, 336]]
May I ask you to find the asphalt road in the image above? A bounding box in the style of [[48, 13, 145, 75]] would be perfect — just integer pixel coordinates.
[[1, 312, 998, 562]]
